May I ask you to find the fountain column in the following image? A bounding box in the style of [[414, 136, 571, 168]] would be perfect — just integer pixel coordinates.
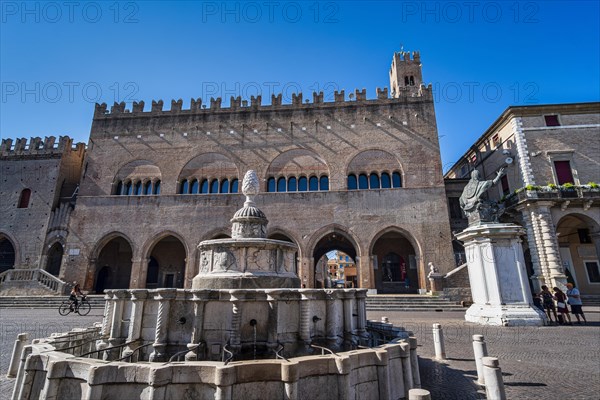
[[299, 292, 312, 347], [266, 290, 283, 351], [96, 291, 114, 352], [340, 290, 355, 348], [122, 289, 148, 360], [355, 289, 368, 340], [229, 291, 244, 354], [325, 290, 340, 347], [107, 290, 129, 360], [149, 289, 177, 362], [186, 289, 210, 361]]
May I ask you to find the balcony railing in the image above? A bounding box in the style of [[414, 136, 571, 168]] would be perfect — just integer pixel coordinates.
[[503, 185, 600, 208]]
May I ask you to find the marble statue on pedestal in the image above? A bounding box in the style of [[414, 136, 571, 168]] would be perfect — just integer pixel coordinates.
[[457, 167, 545, 326]]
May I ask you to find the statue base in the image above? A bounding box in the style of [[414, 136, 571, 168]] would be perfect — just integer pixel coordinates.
[[456, 223, 546, 327]]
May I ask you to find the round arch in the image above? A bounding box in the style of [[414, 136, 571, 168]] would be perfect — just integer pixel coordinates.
[[307, 224, 362, 289], [556, 213, 600, 291], [113, 159, 162, 193], [345, 148, 403, 176], [265, 149, 330, 186], [0, 231, 19, 271], [369, 226, 423, 294]]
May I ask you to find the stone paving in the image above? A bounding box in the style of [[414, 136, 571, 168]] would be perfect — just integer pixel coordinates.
[[0, 307, 598, 399]]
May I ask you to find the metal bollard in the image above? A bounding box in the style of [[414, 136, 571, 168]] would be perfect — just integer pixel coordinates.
[[432, 323, 446, 360], [472, 334, 488, 386], [408, 388, 431, 400], [7, 333, 29, 378], [482, 357, 507, 400]]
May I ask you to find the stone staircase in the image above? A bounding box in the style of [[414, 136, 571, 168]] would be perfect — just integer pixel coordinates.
[[0, 295, 106, 309], [581, 295, 600, 306], [366, 294, 465, 312]]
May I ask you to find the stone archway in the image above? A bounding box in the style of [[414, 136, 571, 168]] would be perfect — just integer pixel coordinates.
[[311, 231, 359, 289], [371, 230, 419, 294], [95, 236, 133, 292], [556, 213, 600, 294], [146, 235, 186, 289]]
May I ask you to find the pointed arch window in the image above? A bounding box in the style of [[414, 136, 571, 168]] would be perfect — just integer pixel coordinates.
[[134, 181, 142, 195], [309, 176, 319, 191], [115, 181, 123, 195], [18, 188, 31, 208], [125, 181, 133, 195], [153, 180, 161, 194]]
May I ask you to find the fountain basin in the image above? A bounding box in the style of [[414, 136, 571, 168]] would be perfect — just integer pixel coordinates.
[[193, 239, 300, 289]]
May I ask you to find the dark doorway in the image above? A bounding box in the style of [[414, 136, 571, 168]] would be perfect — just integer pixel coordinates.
[[372, 231, 418, 294], [46, 243, 63, 276], [95, 237, 133, 291], [146, 235, 186, 288], [95, 266, 110, 294], [0, 238, 16, 274]]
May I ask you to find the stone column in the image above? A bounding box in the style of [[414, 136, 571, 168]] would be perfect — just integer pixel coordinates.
[[355, 290, 368, 341], [107, 290, 129, 360], [183, 253, 195, 289], [325, 290, 341, 348], [122, 289, 148, 360], [186, 289, 210, 361], [129, 258, 149, 289], [96, 292, 114, 352], [536, 205, 567, 288], [519, 207, 545, 292], [340, 290, 354, 348], [7, 333, 29, 378], [265, 290, 283, 352], [149, 288, 177, 362], [229, 290, 244, 354], [299, 291, 312, 346]]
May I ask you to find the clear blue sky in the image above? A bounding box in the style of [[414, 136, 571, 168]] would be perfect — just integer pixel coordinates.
[[1, 1, 599, 171]]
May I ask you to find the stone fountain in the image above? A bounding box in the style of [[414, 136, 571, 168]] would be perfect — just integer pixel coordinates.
[[10, 171, 420, 400]]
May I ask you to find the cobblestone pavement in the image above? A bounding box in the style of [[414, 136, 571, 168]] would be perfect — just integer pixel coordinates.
[[0, 307, 598, 399], [368, 309, 600, 400]]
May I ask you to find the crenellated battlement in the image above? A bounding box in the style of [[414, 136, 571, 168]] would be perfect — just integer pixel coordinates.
[[93, 85, 433, 119], [0, 135, 86, 157]]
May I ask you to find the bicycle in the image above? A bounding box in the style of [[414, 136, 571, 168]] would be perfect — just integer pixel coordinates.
[[58, 295, 91, 316]]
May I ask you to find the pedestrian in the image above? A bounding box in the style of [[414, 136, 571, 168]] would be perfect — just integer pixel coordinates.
[[553, 287, 572, 325], [566, 283, 587, 324], [538, 285, 557, 324]]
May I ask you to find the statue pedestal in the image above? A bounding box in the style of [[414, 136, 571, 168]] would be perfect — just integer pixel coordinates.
[[456, 223, 546, 326], [428, 273, 444, 294]]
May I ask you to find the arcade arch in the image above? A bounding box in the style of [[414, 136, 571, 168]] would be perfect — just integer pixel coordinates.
[[370, 229, 419, 294], [94, 235, 133, 293], [310, 229, 359, 289], [145, 235, 187, 289]]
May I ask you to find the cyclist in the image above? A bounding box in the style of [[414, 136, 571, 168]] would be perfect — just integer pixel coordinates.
[[69, 282, 85, 312]]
